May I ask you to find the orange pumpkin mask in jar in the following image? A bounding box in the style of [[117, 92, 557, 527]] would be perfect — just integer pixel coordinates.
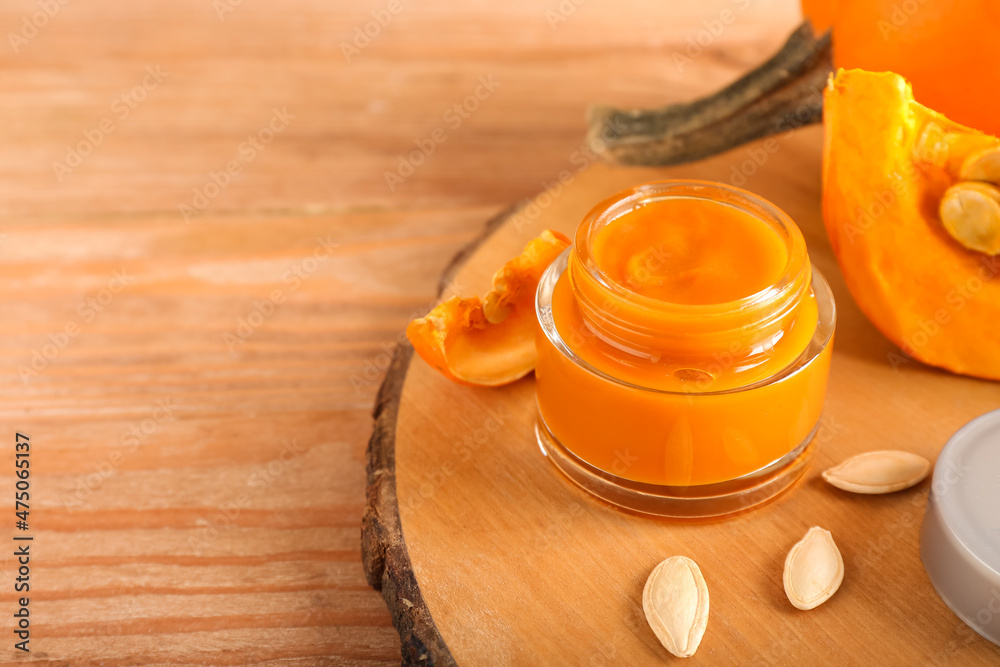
[[534, 181, 835, 517]]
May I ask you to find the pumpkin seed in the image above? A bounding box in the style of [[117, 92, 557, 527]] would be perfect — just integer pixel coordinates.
[[783, 526, 844, 611], [959, 146, 1000, 183], [939, 182, 1000, 255], [642, 556, 709, 658], [822, 450, 931, 494]]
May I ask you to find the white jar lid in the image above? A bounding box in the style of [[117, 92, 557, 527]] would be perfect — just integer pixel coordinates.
[[921, 408, 1000, 647]]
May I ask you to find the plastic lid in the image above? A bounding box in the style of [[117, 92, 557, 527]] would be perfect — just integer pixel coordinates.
[[920, 409, 1000, 647]]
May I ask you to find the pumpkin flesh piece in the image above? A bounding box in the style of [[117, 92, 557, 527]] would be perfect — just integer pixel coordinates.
[[406, 230, 571, 386], [823, 69, 1000, 380]]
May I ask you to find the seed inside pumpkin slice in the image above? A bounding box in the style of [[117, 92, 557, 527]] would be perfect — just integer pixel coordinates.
[[939, 182, 1000, 255], [959, 146, 1000, 183]]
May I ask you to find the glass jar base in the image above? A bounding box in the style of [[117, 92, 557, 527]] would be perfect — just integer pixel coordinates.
[[535, 413, 817, 519]]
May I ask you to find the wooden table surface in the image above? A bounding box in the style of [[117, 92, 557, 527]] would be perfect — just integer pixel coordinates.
[[0, 0, 812, 663]]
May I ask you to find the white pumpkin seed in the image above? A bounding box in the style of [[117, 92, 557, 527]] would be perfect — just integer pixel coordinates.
[[822, 450, 931, 494], [642, 556, 709, 658], [939, 182, 1000, 255], [783, 526, 844, 610], [959, 145, 1000, 183]]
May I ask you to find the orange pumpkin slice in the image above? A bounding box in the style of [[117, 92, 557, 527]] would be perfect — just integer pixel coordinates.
[[823, 68, 1000, 380], [407, 229, 570, 386]]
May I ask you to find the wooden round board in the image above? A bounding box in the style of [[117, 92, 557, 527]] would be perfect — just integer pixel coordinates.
[[364, 127, 1000, 665]]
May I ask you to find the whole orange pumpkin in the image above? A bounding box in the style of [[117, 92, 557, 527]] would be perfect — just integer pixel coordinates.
[[803, 0, 1000, 136]]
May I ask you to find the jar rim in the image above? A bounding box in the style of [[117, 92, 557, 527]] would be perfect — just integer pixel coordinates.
[[536, 249, 837, 396], [573, 179, 810, 316]]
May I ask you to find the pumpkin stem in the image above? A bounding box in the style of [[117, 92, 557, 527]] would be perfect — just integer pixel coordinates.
[[586, 22, 831, 167]]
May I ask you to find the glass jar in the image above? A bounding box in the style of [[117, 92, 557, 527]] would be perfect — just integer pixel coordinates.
[[534, 181, 836, 517]]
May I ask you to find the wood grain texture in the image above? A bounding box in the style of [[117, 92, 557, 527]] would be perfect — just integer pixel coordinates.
[[0, 0, 886, 663], [393, 151, 1000, 664]]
